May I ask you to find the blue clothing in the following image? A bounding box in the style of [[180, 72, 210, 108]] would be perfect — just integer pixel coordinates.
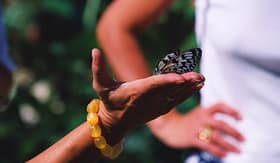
[[0, 2, 15, 72], [184, 150, 221, 163]]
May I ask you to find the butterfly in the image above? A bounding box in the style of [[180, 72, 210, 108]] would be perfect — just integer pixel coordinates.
[[155, 48, 202, 74]]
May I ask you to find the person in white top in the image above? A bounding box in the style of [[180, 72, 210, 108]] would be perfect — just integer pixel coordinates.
[[97, 0, 280, 162], [195, 0, 280, 162]]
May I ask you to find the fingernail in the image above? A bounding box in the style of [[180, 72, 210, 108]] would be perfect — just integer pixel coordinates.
[[92, 49, 96, 62], [200, 74, 205, 80]]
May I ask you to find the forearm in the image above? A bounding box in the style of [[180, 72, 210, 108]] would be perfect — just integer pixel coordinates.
[[147, 106, 201, 148], [97, 0, 174, 81], [27, 46, 205, 162], [97, 24, 151, 81], [147, 110, 182, 144], [97, 0, 188, 147], [27, 123, 101, 163], [98, 23, 176, 142], [27, 120, 125, 163]]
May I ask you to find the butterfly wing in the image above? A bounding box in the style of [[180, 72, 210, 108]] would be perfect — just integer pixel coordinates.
[[155, 50, 179, 74], [155, 48, 202, 74], [178, 48, 202, 73]]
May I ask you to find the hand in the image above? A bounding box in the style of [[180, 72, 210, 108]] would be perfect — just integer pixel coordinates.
[[154, 103, 245, 158], [27, 48, 205, 163], [91, 48, 205, 138]]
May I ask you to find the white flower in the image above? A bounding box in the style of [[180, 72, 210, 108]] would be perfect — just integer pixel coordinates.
[[19, 103, 40, 125], [31, 80, 51, 103]]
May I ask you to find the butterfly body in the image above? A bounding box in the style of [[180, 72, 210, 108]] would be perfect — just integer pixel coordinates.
[[155, 48, 202, 74]]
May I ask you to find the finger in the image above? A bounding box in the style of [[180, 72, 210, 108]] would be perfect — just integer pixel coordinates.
[[134, 74, 184, 97], [197, 140, 227, 158], [211, 120, 245, 141], [148, 73, 186, 87], [160, 75, 204, 109], [134, 73, 204, 112], [211, 131, 241, 153], [92, 48, 115, 89], [180, 72, 205, 94], [145, 72, 204, 89], [172, 81, 204, 106], [208, 103, 242, 120], [181, 72, 205, 85]]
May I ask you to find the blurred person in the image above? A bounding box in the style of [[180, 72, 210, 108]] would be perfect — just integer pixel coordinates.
[[97, 0, 280, 163], [0, 1, 15, 111], [28, 48, 205, 163]]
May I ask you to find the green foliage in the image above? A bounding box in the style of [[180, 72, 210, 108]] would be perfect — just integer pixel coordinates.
[[1, 0, 199, 162], [83, 0, 101, 32]]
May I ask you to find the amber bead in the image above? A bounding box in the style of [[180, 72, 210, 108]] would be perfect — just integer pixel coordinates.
[[94, 136, 107, 149], [90, 125, 102, 138], [109, 141, 124, 159], [86, 99, 123, 159], [101, 145, 113, 157], [87, 99, 100, 113], [87, 112, 99, 126]]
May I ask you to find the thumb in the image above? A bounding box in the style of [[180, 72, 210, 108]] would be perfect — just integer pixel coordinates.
[[92, 48, 115, 91]]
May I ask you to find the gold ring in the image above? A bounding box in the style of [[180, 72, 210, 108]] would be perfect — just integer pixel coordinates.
[[198, 127, 213, 142]]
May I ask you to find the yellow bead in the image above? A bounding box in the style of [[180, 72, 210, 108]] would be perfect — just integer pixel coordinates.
[[101, 145, 113, 157], [87, 99, 100, 113], [90, 125, 102, 138], [109, 141, 124, 159], [87, 113, 99, 126], [85, 99, 123, 159], [94, 136, 107, 149]]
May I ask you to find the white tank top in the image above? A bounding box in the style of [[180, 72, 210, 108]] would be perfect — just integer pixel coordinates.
[[195, 0, 280, 162]]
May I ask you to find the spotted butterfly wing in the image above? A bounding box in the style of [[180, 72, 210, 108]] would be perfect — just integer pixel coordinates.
[[155, 48, 202, 74]]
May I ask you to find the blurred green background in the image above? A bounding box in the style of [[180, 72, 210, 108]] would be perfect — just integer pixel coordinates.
[[1, 0, 200, 162]]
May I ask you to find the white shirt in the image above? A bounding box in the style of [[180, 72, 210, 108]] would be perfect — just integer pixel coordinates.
[[195, 0, 280, 162]]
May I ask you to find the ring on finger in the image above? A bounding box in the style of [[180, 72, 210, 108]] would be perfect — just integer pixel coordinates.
[[198, 127, 213, 142]]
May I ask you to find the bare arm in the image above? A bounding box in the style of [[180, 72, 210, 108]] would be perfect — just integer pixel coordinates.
[[27, 123, 107, 163], [97, 0, 174, 81], [96, 1, 244, 158], [27, 49, 204, 162], [97, 0, 183, 143]]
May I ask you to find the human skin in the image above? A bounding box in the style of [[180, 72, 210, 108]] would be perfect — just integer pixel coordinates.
[[27, 49, 204, 163], [97, 0, 244, 157]]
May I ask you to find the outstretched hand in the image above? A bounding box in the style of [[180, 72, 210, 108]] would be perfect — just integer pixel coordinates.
[[91, 48, 205, 136]]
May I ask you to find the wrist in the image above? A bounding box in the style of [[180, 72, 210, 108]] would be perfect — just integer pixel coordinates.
[[97, 101, 127, 145], [86, 99, 125, 159]]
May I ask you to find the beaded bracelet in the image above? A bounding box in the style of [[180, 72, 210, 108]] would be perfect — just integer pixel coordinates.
[[86, 99, 124, 159]]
